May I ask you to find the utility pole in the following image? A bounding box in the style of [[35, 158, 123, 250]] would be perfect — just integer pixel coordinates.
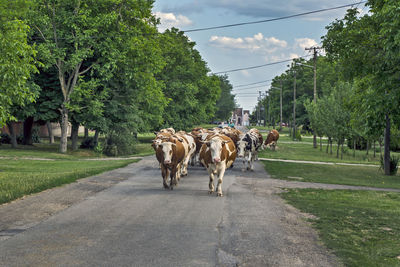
[[258, 91, 261, 126], [280, 80, 283, 131], [293, 66, 296, 140], [305, 46, 321, 148]]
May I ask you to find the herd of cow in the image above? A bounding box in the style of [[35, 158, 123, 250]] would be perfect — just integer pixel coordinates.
[[152, 127, 279, 197]]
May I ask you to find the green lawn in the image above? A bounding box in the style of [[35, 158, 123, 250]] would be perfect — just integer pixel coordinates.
[[259, 135, 390, 165], [281, 189, 400, 267], [262, 161, 400, 189], [0, 158, 138, 204]]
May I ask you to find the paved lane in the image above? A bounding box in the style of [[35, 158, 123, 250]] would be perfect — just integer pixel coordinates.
[[0, 156, 338, 266]]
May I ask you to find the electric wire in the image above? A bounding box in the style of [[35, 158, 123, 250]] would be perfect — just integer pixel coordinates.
[[183, 1, 367, 33]]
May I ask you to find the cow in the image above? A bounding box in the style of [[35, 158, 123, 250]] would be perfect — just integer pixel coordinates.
[[199, 134, 237, 197], [155, 128, 175, 135], [155, 136, 186, 190], [221, 127, 243, 145], [190, 127, 211, 166], [175, 131, 197, 176], [236, 131, 262, 171], [264, 129, 280, 151]]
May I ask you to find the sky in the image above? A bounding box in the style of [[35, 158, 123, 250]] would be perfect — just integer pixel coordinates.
[[152, 0, 367, 112]]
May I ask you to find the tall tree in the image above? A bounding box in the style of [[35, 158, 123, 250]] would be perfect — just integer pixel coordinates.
[[29, 0, 161, 153], [0, 0, 38, 127], [213, 75, 236, 122], [322, 3, 400, 174]]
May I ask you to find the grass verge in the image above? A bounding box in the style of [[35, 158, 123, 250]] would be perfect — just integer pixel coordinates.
[[281, 189, 400, 266], [0, 158, 139, 205], [262, 161, 400, 189]]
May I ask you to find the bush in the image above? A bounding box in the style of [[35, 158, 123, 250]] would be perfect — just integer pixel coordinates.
[[0, 133, 11, 144], [380, 155, 399, 175], [104, 132, 136, 157], [295, 130, 302, 141], [390, 127, 400, 152], [80, 137, 96, 149], [347, 136, 368, 150]]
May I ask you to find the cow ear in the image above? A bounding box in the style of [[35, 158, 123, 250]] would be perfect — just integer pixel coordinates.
[[154, 131, 158, 135], [171, 143, 176, 147]]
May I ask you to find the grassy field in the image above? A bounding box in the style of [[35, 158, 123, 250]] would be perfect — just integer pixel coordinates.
[[262, 161, 400, 189], [0, 135, 154, 204], [0, 158, 138, 205], [281, 189, 400, 266]]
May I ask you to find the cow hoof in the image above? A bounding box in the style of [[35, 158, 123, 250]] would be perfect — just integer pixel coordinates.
[[208, 190, 213, 194], [163, 185, 170, 189], [251, 169, 254, 172], [217, 193, 223, 197], [246, 167, 250, 170]]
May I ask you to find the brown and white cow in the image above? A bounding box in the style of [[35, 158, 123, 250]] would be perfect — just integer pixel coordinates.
[[155, 136, 186, 190], [264, 129, 280, 151], [221, 127, 243, 145], [199, 134, 237, 197], [176, 131, 196, 176]]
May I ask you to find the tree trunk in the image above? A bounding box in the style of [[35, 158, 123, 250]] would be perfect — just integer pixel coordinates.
[[326, 137, 329, 153], [373, 141, 376, 158], [366, 140, 369, 155], [46, 121, 54, 144], [71, 122, 79, 151], [7, 122, 17, 148], [320, 136, 322, 151], [59, 105, 69, 153], [330, 138, 333, 154], [23, 116, 34, 145], [379, 138, 383, 158], [341, 141, 344, 160], [353, 138, 356, 158], [336, 140, 340, 158], [84, 127, 89, 139], [384, 113, 391, 175], [94, 130, 99, 146]]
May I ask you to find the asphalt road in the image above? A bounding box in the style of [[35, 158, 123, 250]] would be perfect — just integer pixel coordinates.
[[0, 156, 339, 266]]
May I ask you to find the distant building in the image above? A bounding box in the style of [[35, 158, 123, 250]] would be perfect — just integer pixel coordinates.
[[231, 108, 250, 127], [243, 110, 250, 126]]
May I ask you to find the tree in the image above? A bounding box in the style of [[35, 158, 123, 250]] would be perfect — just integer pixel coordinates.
[[29, 0, 161, 153], [322, 3, 400, 174], [213, 75, 236, 122], [0, 0, 38, 127], [157, 28, 221, 130]]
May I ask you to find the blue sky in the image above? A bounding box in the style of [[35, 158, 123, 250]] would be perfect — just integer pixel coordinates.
[[153, 0, 366, 111]]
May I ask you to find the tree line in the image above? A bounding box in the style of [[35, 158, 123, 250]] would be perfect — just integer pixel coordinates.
[[0, 0, 236, 155], [255, 1, 400, 175]]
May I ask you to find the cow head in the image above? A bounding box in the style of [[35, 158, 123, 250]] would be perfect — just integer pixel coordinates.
[[204, 137, 229, 163], [160, 141, 176, 165], [236, 140, 248, 158]]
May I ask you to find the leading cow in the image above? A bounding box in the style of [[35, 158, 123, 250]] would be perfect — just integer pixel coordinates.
[[236, 131, 262, 171], [199, 134, 236, 197]]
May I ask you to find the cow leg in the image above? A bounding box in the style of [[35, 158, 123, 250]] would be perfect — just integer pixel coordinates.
[[176, 163, 182, 181], [242, 157, 246, 172], [182, 155, 190, 176], [161, 165, 170, 189], [216, 165, 227, 197], [250, 153, 256, 171], [170, 167, 177, 190], [208, 168, 215, 194], [246, 152, 252, 170]]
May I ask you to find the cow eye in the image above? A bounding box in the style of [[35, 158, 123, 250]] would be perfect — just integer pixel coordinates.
[[169, 150, 172, 155]]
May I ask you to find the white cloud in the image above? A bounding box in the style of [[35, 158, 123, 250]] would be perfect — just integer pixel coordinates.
[[294, 38, 318, 50], [155, 12, 193, 32], [209, 33, 287, 54]]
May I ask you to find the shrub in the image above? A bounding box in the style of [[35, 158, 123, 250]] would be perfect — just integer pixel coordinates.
[[0, 133, 11, 144], [104, 131, 136, 157], [295, 130, 302, 141], [390, 127, 400, 152], [80, 137, 96, 149], [380, 155, 399, 175]]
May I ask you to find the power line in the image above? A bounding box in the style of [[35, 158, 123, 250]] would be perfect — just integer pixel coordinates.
[[212, 54, 311, 74], [183, 1, 366, 33], [233, 84, 270, 92], [234, 79, 273, 88]]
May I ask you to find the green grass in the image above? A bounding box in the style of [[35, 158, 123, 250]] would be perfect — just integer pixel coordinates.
[[281, 189, 400, 266], [0, 158, 139, 204], [259, 135, 390, 165], [262, 161, 400, 189]]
